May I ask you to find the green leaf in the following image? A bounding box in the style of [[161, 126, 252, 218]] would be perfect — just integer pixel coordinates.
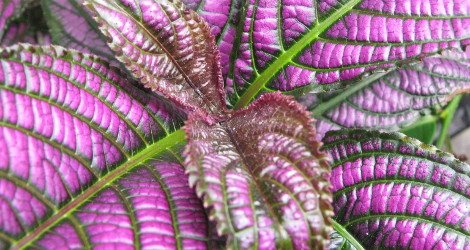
[[400, 115, 437, 145]]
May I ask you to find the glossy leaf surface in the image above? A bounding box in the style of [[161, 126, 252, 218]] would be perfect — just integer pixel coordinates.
[[308, 48, 470, 139], [85, 0, 226, 115], [184, 92, 333, 249], [322, 129, 470, 249], [197, 0, 470, 108], [41, 0, 119, 65], [0, 45, 210, 248]]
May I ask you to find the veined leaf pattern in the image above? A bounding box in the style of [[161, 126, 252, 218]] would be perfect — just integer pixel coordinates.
[[181, 0, 243, 79], [41, 0, 119, 66], [1, 23, 40, 46], [306, 48, 470, 139], [0, 45, 211, 249], [184, 92, 333, 249], [85, 0, 227, 116], [0, 0, 33, 40], [322, 129, 470, 249], [191, 0, 470, 108]]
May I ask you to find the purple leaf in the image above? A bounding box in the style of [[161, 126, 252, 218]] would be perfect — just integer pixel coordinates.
[[322, 129, 470, 249], [184, 92, 333, 248], [0, 0, 33, 40], [0, 23, 37, 46], [41, 0, 120, 66], [307, 48, 470, 139], [221, 0, 470, 108], [181, 0, 243, 80], [85, 0, 227, 116], [0, 45, 210, 248]]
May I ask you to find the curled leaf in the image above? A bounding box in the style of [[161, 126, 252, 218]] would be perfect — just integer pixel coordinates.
[[184, 92, 333, 249], [322, 129, 470, 249], [85, 0, 227, 116]]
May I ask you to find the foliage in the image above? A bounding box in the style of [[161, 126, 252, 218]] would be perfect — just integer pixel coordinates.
[[0, 0, 469, 249]]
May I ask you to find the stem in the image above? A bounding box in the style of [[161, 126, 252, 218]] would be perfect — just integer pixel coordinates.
[[332, 219, 365, 250], [435, 95, 462, 148]]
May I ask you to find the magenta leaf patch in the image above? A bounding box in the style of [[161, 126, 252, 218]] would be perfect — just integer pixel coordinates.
[[0, 0, 33, 40], [41, 0, 119, 66], [322, 129, 470, 249], [85, 0, 227, 116], [184, 92, 333, 248], [0, 45, 211, 248], [211, 0, 470, 108], [308, 48, 470, 139]]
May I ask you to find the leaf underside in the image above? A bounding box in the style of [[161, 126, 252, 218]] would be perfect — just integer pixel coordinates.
[[322, 129, 470, 249], [85, 0, 227, 116], [184, 92, 333, 249], [0, 45, 214, 249], [308, 48, 470, 139]]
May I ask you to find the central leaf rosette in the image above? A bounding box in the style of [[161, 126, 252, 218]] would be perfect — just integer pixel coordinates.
[[184, 92, 333, 249]]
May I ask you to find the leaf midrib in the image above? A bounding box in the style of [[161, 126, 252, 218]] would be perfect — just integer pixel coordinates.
[[12, 129, 186, 249], [233, 0, 362, 110], [101, 0, 221, 114]]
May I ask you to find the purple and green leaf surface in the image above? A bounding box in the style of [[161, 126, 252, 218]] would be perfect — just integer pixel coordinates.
[[40, 0, 120, 66], [0, 45, 216, 248], [186, 0, 470, 108], [305, 48, 470, 139], [85, 0, 227, 116], [322, 129, 470, 249], [184, 92, 333, 249], [0, 0, 33, 41]]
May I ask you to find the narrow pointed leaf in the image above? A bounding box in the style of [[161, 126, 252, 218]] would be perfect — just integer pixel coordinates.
[[308, 48, 470, 139], [41, 0, 120, 66], [322, 129, 470, 249], [181, 0, 243, 80], [227, 0, 470, 108], [0, 45, 211, 248], [184, 92, 333, 248], [85, 0, 227, 115]]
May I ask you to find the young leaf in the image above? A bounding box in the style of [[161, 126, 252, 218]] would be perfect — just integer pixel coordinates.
[[85, 0, 227, 116], [308, 48, 470, 139], [223, 0, 470, 108], [40, 0, 119, 66], [184, 92, 333, 249], [181, 0, 243, 78], [322, 129, 470, 249], [0, 45, 210, 248]]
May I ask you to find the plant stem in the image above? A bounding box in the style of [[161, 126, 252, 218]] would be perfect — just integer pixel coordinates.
[[331, 219, 365, 250], [435, 95, 463, 148]]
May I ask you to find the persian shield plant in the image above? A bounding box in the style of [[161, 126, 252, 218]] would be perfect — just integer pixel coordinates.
[[0, 0, 469, 249]]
